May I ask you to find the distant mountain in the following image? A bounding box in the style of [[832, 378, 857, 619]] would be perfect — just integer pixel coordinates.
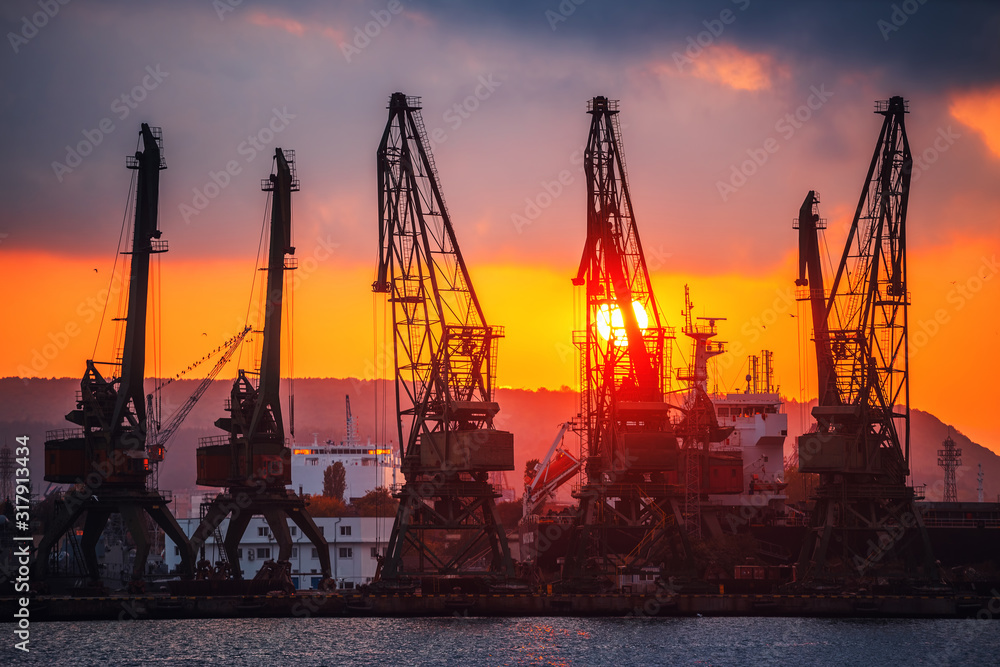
[[2, 378, 996, 503]]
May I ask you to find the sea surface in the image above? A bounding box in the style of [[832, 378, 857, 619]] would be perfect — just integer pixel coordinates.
[[5, 616, 997, 666]]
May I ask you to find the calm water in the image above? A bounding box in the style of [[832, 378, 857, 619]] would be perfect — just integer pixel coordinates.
[[5, 617, 997, 666]]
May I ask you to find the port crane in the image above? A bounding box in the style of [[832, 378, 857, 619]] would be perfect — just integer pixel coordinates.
[[344, 394, 361, 444], [191, 149, 331, 587], [373, 93, 516, 590], [36, 124, 195, 588], [794, 96, 936, 582], [562, 97, 691, 589]]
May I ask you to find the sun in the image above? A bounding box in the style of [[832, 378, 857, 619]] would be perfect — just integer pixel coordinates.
[[596, 300, 649, 345]]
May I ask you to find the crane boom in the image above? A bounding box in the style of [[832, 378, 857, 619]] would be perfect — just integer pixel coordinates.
[[374, 93, 503, 460], [573, 97, 675, 480], [794, 191, 839, 408], [523, 422, 581, 517], [149, 326, 251, 457], [574, 97, 665, 401]]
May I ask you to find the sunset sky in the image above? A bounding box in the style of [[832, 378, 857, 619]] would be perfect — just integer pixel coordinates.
[[2, 1, 998, 450]]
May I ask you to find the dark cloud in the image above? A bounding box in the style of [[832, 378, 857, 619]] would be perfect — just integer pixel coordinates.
[[1, 0, 997, 265], [425, 0, 1000, 90]]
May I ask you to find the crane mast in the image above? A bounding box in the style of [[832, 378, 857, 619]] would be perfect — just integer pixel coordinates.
[[345, 394, 360, 444], [192, 149, 331, 588], [795, 96, 935, 582], [36, 124, 195, 588], [373, 92, 515, 590]]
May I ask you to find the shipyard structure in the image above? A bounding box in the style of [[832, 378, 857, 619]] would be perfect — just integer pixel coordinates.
[[6, 94, 1000, 620]]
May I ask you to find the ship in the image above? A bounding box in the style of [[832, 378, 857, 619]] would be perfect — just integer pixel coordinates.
[[289, 395, 399, 500]]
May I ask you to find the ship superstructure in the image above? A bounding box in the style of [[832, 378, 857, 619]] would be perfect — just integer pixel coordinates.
[[290, 395, 399, 499], [710, 351, 788, 519]]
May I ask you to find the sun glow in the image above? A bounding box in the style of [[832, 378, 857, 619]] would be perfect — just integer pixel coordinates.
[[596, 300, 649, 344]]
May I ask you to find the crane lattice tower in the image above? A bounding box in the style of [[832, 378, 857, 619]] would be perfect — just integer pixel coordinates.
[[793, 96, 936, 583], [372, 93, 516, 591], [562, 97, 732, 590]]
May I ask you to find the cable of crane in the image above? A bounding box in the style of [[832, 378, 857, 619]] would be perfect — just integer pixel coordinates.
[[92, 141, 140, 360], [231, 193, 272, 374], [155, 327, 252, 392], [152, 326, 251, 454]]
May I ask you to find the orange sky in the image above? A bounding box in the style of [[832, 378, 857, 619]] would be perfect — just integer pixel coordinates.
[[4, 228, 998, 452]]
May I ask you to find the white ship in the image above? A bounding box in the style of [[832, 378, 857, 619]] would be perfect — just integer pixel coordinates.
[[289, 396, 399, 500], [709, 350, 789, 520]]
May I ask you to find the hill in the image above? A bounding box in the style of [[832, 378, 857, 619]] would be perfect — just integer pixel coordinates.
[[2, 378, 996, 502]]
